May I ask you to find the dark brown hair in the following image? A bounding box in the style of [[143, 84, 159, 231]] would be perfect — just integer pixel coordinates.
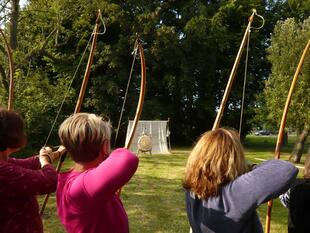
[[0, 108, 26, 151]]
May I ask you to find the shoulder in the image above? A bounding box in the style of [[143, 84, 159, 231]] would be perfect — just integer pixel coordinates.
[[185, 189, 196, 200], [185, 189, 203, 212], [58, 170, 85, 195], [0, 160, 17, 177], [291, 179, 310, 191], [288, 179, 310, 208], [58, 170, 79, 182]]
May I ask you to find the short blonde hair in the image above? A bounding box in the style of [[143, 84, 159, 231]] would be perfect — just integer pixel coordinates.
[[58, 113, 111, 163], [183, 128, 246, 199]]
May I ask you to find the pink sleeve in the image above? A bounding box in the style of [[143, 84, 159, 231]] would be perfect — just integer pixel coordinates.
[[0, 162, 58, 196], [76, 148, 138, 199], [8, 156, 40, 170]]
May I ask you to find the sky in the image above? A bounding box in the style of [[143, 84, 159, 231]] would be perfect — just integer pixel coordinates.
[[20, 0, 27, 7]]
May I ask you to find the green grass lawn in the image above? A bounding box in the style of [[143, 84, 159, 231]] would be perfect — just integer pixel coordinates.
[[40, 135, 309, 232]]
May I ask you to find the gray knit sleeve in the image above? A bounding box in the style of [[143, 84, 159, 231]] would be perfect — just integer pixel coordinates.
[[222, 160, 298, 219]]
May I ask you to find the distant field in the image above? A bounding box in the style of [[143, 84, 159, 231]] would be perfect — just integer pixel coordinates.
[[40, 135, 308, 233]]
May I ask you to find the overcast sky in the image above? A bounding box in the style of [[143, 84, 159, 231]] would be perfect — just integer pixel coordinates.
[[20, 0, 27, 7]]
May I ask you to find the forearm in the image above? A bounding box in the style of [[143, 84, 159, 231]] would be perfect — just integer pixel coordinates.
[[242, 160, 298, 204], [2, 162, 57, 196], [229, 159, 298, 216]]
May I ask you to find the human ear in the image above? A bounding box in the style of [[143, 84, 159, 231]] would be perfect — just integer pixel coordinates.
[[100, 140, 111, 157]]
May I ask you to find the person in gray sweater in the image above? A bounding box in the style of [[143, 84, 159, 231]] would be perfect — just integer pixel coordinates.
[[183, 128, 298, 233]]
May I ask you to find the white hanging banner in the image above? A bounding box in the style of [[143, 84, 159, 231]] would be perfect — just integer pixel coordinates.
[[125, 120, 171, 154]]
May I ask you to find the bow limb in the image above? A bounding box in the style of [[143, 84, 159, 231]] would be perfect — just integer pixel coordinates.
[[212, 10, 255, 130], [40, 11, 102, 215], [115, 39, 146, 197], [0, 28, 15, 110], [74, 12, 101, 113], [265, 39, 310, 233], [55, 10, 101, 172], [125, 39, 147, 149]]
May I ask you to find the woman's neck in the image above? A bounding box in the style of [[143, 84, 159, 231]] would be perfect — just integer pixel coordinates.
[[73, 154, 106, 172]]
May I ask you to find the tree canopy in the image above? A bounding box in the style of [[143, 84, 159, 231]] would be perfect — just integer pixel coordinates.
[[258, 17, 310, 132], [0, 0, 308, 147]]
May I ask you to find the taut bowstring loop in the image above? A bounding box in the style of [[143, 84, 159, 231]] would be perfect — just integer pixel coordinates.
[[251, 9, 265, 30]]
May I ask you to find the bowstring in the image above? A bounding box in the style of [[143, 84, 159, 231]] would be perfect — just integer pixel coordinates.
[[43, 28, 95, 146], [238, 10, 264, 137], [40, 11, 107, 216], [238, 28, 251, 137], [97, 12, 107, 35], [44, 11, 107, 146]]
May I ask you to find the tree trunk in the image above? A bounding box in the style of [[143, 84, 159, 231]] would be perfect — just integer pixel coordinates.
[[9, 0, 19, 49], [282, 130, 288, 147], [290, 129, 309, 163], [0, 64, 9, 90]]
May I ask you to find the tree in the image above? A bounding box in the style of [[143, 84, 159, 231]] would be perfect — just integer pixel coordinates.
[[0, 0, 19, 101], [0, 0, 77, 147], [261, 17, 310, 163], [9, 0, 19, 49], [117, 0, 269, 144], [2, 0, 301, 148]]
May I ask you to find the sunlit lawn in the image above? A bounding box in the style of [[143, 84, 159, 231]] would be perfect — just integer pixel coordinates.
[[40, 135, 309, 232], [245, 135, 309, 233]]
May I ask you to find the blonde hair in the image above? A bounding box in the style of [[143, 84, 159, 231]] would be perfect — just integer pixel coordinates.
[[58, 113, 111, 163], [183, 128, 246, 199]]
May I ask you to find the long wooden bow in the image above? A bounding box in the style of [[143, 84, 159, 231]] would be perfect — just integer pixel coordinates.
[[116, 38, 146, 197], [190, 10, 261, 233], [40, 10, 102, 215], [55, 10, 101, 172], [57, 10, 101, 169], [0, 28, 15, 110], [212, 10, 256, 130], [124, 38, 147, 149], [265, 39, 310, 233]]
